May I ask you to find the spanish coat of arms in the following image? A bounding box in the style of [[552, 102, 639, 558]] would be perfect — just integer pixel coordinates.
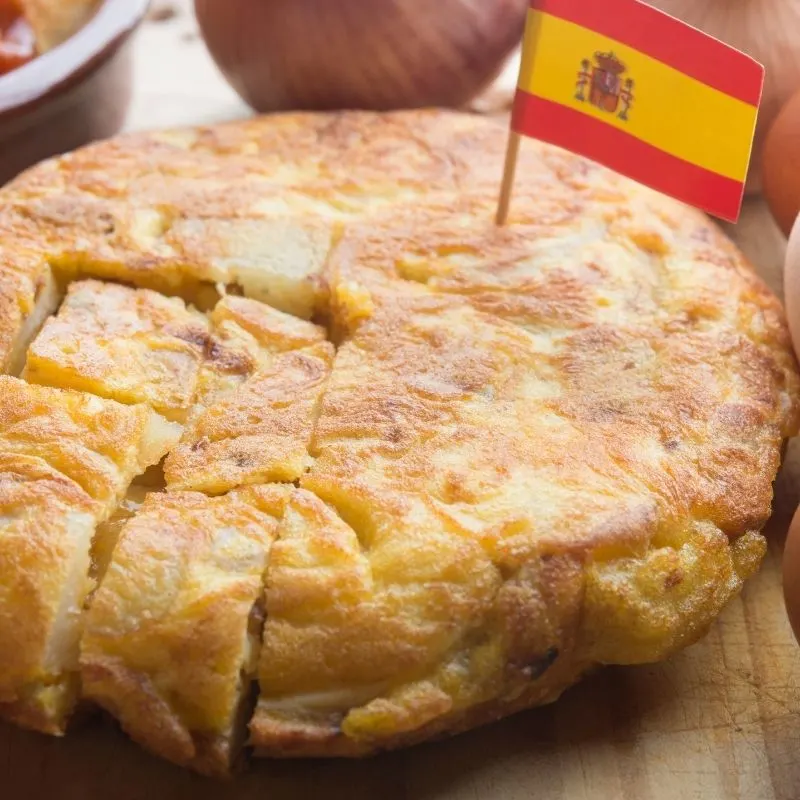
[[575, 51, 634, 121]]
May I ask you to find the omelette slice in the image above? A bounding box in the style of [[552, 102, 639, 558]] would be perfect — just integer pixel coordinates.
[[0, 377, 179, 734], [252, 488, 386, 754], [328, 202, 609, 334], [10, 191, 341, 318], [251, 293, 776, 755], [24, 282, 329, 428], [0, 240, 60, 376], [165, 295, 332, 493], [24, 279, 210, 422], [207, 293, 327, 359], [193, 293, 327, 409], [165, 342, 333, 495], [81, 486, 291, 777]]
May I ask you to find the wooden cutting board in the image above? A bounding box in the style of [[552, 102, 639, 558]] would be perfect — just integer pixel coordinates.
[[4, 4, 800, 798]]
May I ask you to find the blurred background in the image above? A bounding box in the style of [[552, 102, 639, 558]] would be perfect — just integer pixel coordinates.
[[128, 0, 521, 131], [128, 0, 253, 130]]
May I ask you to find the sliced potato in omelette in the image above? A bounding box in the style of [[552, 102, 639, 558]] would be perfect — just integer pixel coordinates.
[[165, 343, 333, 494], [168, 217, 338, 320], [0, 377, 178, 733], [0, 245, 60, 376], [81, 486, 291, 777]]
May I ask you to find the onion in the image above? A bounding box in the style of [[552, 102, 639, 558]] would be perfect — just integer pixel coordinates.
[[784, 502, 800, 649], [194, 0, 528, 112], [782, 213, 800, 354], [647, 0, 800, 194], [763, 88, 800, 236]]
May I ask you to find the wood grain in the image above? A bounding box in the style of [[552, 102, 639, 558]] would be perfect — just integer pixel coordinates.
[[3, 3, 800, 798]]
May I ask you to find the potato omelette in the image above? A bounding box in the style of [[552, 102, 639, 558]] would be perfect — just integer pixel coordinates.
[[0, 110, 796, 776]]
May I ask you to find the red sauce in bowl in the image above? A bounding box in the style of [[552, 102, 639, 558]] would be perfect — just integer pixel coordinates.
[[0, 1, 36, 75]]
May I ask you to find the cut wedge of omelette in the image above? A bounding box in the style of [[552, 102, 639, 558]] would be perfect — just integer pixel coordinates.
[[0, 110, 796, 776], [0, 377, 178, 733], [81, 486, 291, 777], [164, 342, 334, 495]]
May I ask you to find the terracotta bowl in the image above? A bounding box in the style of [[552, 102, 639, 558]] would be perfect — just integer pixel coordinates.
[[0, 0, 149, 187]]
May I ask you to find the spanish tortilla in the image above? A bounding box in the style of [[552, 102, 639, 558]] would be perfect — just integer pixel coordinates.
[[0, 110, 796, 775]]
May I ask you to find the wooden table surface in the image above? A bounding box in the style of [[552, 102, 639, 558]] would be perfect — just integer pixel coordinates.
[[3, 3, 800, 798]]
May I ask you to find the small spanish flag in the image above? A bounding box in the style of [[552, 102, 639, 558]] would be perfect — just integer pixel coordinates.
[[507, 0, 764, 223]]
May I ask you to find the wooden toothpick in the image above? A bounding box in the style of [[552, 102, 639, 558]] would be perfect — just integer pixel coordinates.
[[495, 131, 521, 226]]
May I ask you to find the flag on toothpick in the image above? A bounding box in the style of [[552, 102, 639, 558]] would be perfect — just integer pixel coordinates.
[[496, 0, 764, 225]]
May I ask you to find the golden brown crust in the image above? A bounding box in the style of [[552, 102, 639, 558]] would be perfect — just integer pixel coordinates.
[[210, 295, 327, 354], [23, 282, 328, 430], [0, 244, 60, 376], [24, 279, 211, 422], [0, 455, 94, 733], [81, 486, 291, 776], [0, 376, 178, 512], [165, 343, 334, 494], [253, 291, 784, 754], [0, 378, 177, 733], [0, 110, 795, 769]]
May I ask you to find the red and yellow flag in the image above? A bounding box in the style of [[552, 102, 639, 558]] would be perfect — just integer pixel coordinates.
[[511, 0, 764, 222]]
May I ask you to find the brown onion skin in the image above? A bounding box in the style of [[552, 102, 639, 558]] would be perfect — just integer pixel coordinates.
[[194, 0, 528, 112], [783, 505, 800, 647], [764, 89, 800, 237], [784, 213, 800, 359]]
